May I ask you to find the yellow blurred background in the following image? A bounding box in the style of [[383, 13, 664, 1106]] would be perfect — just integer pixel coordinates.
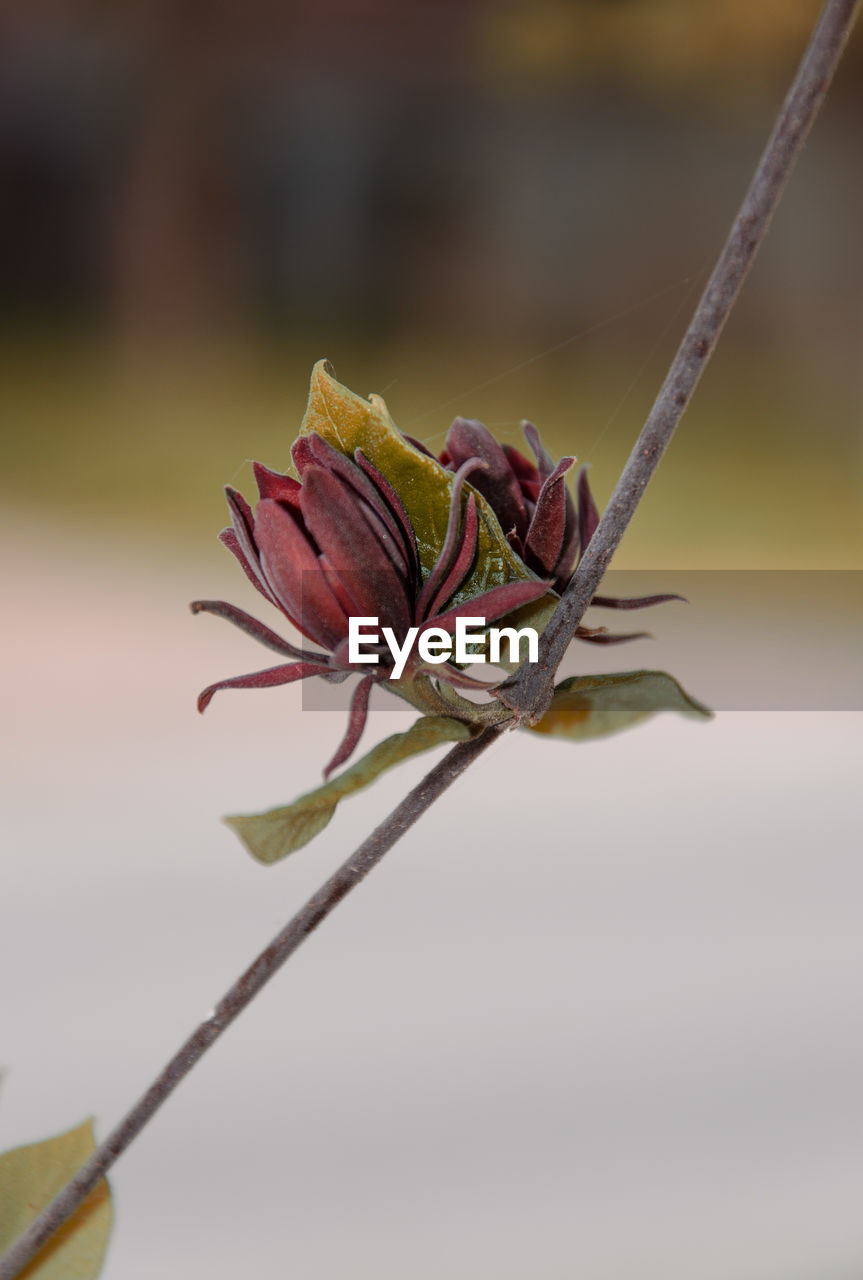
[[1, 0, 860, 566]]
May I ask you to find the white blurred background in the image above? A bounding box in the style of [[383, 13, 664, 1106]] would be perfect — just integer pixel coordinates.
[[2, 515, 862, 1279]]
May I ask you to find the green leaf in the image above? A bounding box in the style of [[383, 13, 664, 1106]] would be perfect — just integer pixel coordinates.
[[226, 715, 475, 864], [527, 669, 713, 741], [296, 362, 556, 625], [0, 1120, 112, 1280]]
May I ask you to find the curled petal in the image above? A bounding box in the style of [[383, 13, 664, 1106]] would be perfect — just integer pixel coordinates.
[[296, 435, 413, 581], [223, 487, 278, 605], [197, 660, 332, 713], [318, 554, 369, 623], [427, 494, 479, 619], [416, 457, 485, 620], [354, 449, 420, 589], [502, 444, 538, 492], [290, 434, 317, 476], [428, 577, 552, 636], [522, 420, 557, 485], [218, 527, 279, 607], [226, 484, 255, 535], [577, 465, 600, 555], [329, 635, 388, 671], [574, 625, 650, 645], [253, 462, 302, 510], [591, 593, 686, 610], [190, 599, 327, 662], [555, 514, 580, 591], [445, 417, 527, 542], [524, 455, 575, 577], [255, 498, 349, 649], [300, 467, 413, 634], [322, 674, 375, 778]]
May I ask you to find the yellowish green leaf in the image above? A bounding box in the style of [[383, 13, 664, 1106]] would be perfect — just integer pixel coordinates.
[[0, 1120, 112, 1280], [528, 669, 712, 741], [226, 715, 475, 864], [296, 361, 556, 625]]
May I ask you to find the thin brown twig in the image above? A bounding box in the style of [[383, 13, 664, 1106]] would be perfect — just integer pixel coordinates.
[[0, 1, 858, 1275], [497, 0, 860, 722]]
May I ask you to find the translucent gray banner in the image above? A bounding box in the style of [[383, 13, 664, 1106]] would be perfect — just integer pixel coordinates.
[[299, 571, 862, 712]]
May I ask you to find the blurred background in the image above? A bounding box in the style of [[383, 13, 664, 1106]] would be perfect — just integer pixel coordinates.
[[2, 2, 862, 1278], [1, 0, 861, 556]]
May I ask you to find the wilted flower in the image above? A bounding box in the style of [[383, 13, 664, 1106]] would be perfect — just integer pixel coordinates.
[[192, 431, 550, 776], [437, 417, 588, 592], [435, 416, 678, 641]]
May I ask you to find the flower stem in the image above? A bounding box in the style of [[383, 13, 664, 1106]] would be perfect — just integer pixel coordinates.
[[496, 0, 860, 723], [1, 1, 858, 1274]]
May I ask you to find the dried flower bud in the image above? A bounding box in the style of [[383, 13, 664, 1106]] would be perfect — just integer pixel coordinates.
[[193, 431, 548, 775]]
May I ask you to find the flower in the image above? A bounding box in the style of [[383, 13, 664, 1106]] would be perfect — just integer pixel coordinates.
[[435, 416, 681, 642], [438, 417, 587, 592], [192, 431, 550, 776]]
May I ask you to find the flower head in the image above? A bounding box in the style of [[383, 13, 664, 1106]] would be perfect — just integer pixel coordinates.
[[434, 415, 681, 644], [437, 417, 595, 593], [192, 431, 550, 775]]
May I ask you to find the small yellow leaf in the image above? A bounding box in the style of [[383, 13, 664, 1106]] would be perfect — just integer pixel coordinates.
[[529, 670, 713, 741], [0, 1120, 112, 1280], [226, 715, 474, 863]]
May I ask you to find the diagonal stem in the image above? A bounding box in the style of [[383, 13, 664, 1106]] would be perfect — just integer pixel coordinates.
[[497, 0, 860, 723], [0, 1, 858, 1275]]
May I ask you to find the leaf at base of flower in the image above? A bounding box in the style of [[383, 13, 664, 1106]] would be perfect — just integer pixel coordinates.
[[225, 715, 476, 864], [297, 361, 555, 612], [527, 670, 712, 742], [0, 1119, 112, 1280]]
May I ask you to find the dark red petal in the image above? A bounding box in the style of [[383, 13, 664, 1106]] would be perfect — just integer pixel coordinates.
[[524, 455, 575, 577], [300, 468, 412, 634], [554, 512, 580, 592], [225, 484, 255, 535], [522, 421, 556, 485], [590, 593, 686, 610], [502, 444, 538, 486], [444, 417, 527, 542], [327, 635, 390, 672], [290, 435, 317, 476], [189, 599, 328, 662], [574, 626, 649, 645], [322, 674, 374, 778], [218, 528, 279, 607], [354, 449, 420, 588], [318, 554, 374, 622], [427, 495, 479, 618], [224, 486, 277, 603], [577, 465, 600, 556], [253, 461, 302, 510], [299, 436, 415, 582], [196, 660, 332, 713], [416, 458, 484, 620], [427, 578, 551, 636], [254, 498, 349, 650]]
